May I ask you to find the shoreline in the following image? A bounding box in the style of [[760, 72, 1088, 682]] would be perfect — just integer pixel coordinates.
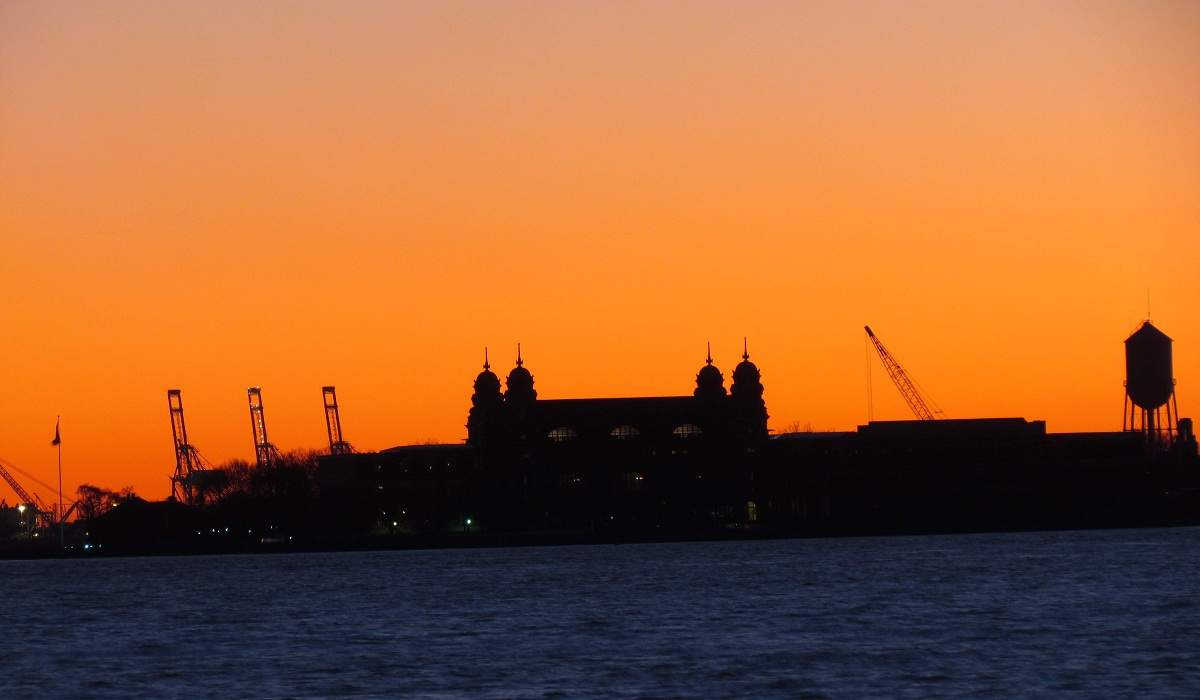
[[5, 517, 1198, 561]]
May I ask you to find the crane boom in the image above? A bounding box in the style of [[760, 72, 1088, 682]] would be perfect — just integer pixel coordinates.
[[865, 325, 938, 421], [0, 457, 56, 527], [0, 460, 38, 506]]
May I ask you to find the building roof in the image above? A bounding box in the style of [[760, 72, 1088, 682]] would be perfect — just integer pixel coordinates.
[[381, 443, 470, 454], [856, 417, 1046, 439], [1126, 320, 1172, 344]]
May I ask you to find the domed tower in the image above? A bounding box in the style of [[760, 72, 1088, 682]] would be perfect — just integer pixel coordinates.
[[467, 348, 504, 446], [694, 342, 727, 401], [1124, 320, 1179, 442], [504, 343, 538, 411], [730, 338, 768, 439]]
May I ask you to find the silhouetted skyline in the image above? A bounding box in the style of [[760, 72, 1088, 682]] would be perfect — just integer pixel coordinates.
[[1, 1, 1197, 498]]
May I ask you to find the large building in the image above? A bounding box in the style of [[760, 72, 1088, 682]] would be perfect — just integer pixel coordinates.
[[318, 336, 1199, 539], [320, 344, 776, 535]]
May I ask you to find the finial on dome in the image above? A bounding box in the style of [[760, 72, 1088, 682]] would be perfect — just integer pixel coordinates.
[[706, 341, 713, 365], [483, 346, 490, 371], [516, 342, 523, 367], [742, 337, 749, 361]]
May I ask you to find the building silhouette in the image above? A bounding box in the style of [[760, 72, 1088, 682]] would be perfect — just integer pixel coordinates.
[[317, 331, 1198, 539]]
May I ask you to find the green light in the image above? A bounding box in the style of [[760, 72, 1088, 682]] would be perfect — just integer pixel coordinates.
[[465, 518, 472, 525]]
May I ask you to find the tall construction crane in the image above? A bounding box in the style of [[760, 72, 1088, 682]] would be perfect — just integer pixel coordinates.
[[247, 387, 279, 468], [865, 325, 942, 421], [322, 386, 353, 455], [168, 389, 210, 503]]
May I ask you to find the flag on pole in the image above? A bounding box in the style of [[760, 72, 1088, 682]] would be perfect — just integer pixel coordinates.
[[51, 417, 61, 446]]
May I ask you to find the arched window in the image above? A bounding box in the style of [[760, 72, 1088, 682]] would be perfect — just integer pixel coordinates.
[[672, 424, 702, 438], [610, 425, 640, 440], [547, 427, 578, 443]]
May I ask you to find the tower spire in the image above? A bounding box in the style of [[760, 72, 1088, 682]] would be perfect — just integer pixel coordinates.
[[706, 341, 713, 365], [483, 346, 490, 371], [516, 342, 523, 367], [742, 337, 749, 361]]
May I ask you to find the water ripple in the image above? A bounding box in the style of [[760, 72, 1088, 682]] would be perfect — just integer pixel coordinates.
[[2, 528, 1199, 698]]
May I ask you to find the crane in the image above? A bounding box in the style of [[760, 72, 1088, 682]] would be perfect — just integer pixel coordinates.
[[0, 456, 58, 528], [168, 389, 211, 504], [865, 325, 942, 421], [322, 386, 353, 455], [247, 387, 280, 468]]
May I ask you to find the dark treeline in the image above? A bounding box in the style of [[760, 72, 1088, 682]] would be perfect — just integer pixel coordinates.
[[75, 484, 139, 521], [63, 450, 335, 552], [186, 449, 324, 505]]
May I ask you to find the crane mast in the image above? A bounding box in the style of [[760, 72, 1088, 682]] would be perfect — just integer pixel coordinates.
[[865, 325, 939, 421], [322, 386, 352, 455]]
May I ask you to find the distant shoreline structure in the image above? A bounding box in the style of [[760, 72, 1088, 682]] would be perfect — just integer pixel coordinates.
[[2, 323, 1196, 557]]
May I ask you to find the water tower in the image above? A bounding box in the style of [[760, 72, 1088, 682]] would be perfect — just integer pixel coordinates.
[[1123, 320, 1179, 441]]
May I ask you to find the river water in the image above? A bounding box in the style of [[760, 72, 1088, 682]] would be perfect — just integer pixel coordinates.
[[3, 528, 1199, 698]]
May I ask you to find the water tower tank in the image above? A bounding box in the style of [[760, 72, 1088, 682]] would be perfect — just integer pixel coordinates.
[[1125, 321, 1174, 410]]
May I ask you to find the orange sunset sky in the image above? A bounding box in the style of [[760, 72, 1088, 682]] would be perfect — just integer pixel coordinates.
[[1, 1, 1197, 501]]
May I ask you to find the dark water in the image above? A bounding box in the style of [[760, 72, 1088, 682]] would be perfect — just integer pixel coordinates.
[[4, 528, 1199, 698]]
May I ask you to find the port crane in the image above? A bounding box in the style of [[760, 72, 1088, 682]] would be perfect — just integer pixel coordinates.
[[168, 389, 213, 504], [322, 386, 353, 455], [248, 387, 281, 468], [865, 325, 942, 421]]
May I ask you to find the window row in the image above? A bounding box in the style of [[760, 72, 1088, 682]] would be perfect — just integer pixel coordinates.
[[547, 423, 702, 443]]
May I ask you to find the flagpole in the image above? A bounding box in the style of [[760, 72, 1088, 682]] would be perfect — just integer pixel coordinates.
[[57, 415, 63, 548]]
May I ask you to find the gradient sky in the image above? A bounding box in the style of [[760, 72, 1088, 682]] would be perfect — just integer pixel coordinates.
[[2, 1, 1197, 501]]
